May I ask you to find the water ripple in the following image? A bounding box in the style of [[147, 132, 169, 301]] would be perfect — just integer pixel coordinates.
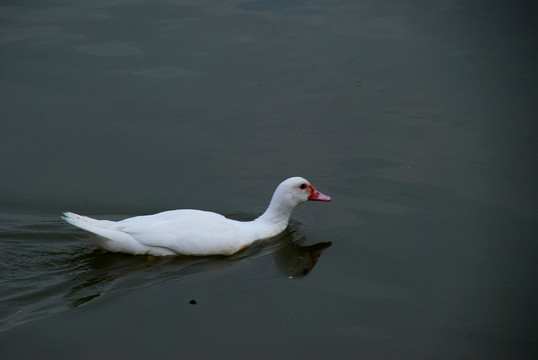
[[0, 212, 330, 332]]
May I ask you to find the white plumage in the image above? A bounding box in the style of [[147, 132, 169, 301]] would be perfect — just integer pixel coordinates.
[[63, 177, 330, 256]]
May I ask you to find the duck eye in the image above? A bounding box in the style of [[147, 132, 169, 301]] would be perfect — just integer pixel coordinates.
[[300, 184, 307, 189]]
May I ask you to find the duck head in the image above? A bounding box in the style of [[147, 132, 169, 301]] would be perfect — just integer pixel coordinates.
[[257, 176, 331, 227], [274, 177, 331, 208]]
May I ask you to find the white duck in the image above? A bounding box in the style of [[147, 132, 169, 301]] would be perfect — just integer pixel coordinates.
[[63, 177, 330, 256]]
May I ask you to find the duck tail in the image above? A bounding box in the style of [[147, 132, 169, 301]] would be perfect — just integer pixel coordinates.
[[62, 212, 116, 233]]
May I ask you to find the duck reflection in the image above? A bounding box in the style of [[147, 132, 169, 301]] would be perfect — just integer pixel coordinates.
[[64, 225, 331, 308], [274, 241, 332, 279]]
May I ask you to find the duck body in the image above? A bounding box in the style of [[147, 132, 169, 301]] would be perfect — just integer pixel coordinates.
[[63, 177, 330, 256]]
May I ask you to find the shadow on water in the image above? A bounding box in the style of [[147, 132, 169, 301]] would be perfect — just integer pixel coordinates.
[[0, 213, 331, 332]]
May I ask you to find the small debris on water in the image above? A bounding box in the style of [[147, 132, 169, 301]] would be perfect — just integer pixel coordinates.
[[189, 299, 197, 305]]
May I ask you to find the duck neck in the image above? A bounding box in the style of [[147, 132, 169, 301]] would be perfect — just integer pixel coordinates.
[[255, 195, 295, 227]]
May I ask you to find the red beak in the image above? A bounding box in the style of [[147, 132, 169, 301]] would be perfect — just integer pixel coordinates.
[[308, 185, 331, 202]]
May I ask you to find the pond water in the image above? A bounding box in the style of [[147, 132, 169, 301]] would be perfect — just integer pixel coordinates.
[[1, 1, 536, 358]]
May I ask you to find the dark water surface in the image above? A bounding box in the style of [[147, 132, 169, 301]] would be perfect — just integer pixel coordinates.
[[1, 1, 536, 358]]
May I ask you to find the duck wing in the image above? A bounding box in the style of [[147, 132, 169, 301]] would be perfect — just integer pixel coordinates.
[[117, 209, 247, 256]]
